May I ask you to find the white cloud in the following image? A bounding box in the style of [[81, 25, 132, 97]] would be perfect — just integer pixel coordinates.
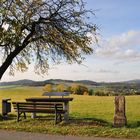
[[95, 30, 140, 61], [96, 69, 119, 74], [119, 49, 140, 60]]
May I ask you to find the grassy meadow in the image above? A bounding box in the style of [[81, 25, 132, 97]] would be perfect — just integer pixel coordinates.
[[0, 86, 140, 138]]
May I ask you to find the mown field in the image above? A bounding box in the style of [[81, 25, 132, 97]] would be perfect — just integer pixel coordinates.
[[0, 86, 140, 138]]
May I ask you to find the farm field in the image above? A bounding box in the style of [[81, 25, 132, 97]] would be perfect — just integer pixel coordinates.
[[0, 86, 140, 138]]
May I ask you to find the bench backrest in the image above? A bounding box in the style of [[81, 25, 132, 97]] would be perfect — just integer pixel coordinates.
[[12, 102, 64, 111]]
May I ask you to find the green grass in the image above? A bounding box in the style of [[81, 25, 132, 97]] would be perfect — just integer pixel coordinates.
[[0, 86, 140, 138]]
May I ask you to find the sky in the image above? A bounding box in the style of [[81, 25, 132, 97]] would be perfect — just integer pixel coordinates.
[[1, 0, 140, 82]]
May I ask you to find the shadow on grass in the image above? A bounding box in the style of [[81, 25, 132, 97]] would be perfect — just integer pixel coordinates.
[[0, 114, 16, 121], [2, 114, 140, 129], [67, 118, 140, 128], [66, 117, 111, 127], [127, 121, 140, 128], [0, 114, 111, 127], [2, 114, 56, 121]]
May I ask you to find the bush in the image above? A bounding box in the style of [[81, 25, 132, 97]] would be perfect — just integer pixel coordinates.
[[94, 91, 107, 96], [88, 89, 94, 96], [70, 84, 88, 95]]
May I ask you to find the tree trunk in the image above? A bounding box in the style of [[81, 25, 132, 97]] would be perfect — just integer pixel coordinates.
[[0, 48, 21, 80], [0, 31, 34, 80]]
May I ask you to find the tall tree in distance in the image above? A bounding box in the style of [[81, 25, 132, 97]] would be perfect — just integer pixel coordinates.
[[56, 83, 65, 92], [43, 84, 53, 92], [0, 0, 97, 80]]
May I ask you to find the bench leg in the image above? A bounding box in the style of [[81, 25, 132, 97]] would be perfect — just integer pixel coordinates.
[[23, 112, 26, 119], [59, 114, 62, 122], [17, 111, 21, 122], [17, 112, 26, 122], [55, 113, 63, 124]]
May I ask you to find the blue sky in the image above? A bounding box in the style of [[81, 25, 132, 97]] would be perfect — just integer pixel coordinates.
[[2, 0, 140, 82]]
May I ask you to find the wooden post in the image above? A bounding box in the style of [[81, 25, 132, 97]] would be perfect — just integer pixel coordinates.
[[63, 102, 69, 121], [114, 96, 127, 127], [31, 103, 36, 119]]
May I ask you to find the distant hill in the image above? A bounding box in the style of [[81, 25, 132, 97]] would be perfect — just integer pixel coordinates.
[[75, 80, 98, 85], [124, 79, 140, 84], [0, 79, 53, 86], [0, 79, 35, 86], [0, 79, 98, 86], [0, 79, 140, 87]]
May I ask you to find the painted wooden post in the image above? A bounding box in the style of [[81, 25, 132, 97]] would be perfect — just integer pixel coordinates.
[[114, 96, 127, 127]]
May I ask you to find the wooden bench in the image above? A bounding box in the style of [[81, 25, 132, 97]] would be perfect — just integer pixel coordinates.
[[12, 102, 66, 124]]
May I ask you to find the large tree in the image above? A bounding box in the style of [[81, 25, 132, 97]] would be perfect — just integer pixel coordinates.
[[0, 0, 97, 80]]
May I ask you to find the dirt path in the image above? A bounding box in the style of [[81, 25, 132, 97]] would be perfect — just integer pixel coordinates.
[[0, 130, 138, 140]]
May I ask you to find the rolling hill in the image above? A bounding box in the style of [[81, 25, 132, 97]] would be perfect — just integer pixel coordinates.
[[0, 79, 98, 86], [0, 79, 140, 87]]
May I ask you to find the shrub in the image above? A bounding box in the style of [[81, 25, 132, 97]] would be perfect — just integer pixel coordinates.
[[70, 84, 88, 95], [88, 89, 94, 96], [94, 91, 107, 96]]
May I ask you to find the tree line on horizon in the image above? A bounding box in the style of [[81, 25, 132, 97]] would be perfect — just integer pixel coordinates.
[[43, 83, 140, 96]]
